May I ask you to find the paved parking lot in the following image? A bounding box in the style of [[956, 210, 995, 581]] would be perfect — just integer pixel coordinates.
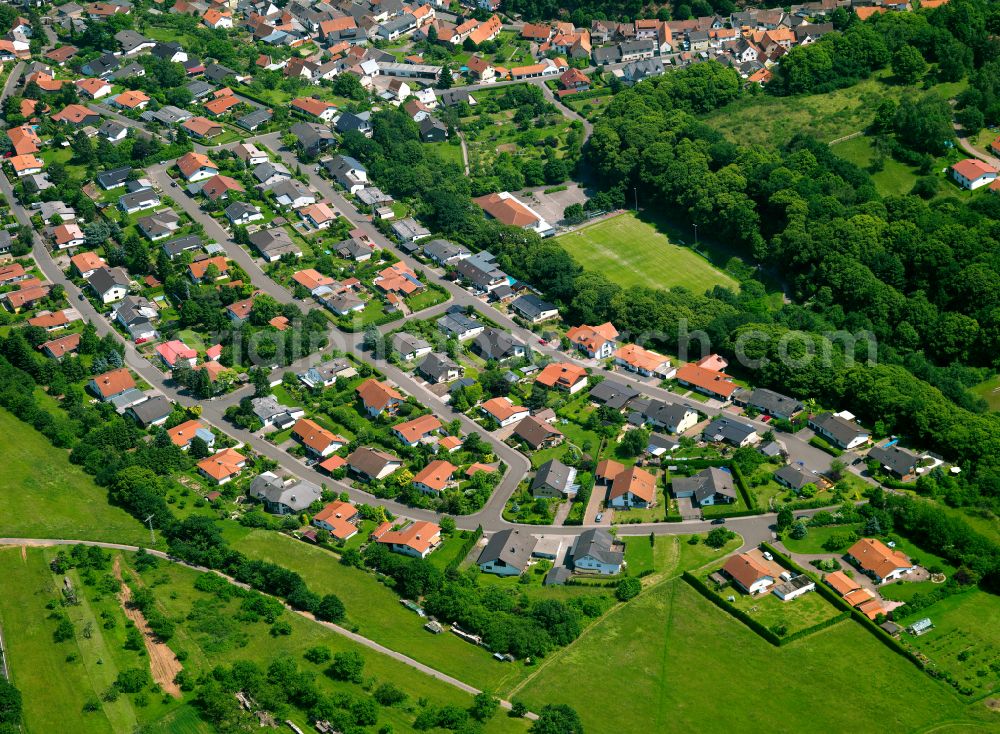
[[520, 182, 590, 230]]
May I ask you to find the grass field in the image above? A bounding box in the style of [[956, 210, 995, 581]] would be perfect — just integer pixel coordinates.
[[703, 75, 967, 149], [831, 135, 921, 196], [227, 527, 527, 692], [514, 578, 991, 733], [894, 590, 1000, 699], [554, 213, 738, 293], [970, 373, 1000, 412], [0, 409, 157, 547]]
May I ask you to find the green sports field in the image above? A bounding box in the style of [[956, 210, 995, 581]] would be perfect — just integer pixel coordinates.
[[554, 213, 738, 292]]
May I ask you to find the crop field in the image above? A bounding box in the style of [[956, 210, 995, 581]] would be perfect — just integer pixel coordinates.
[[554, 213, 738, 293], [0, 409, 156, 547]]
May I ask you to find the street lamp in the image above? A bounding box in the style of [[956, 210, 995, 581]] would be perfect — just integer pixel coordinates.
[[693, 223, 699, 247], [633, 187, 638, 212]]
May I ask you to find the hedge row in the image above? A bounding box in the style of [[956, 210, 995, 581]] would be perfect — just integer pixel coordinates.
[[682, 571, 782, 646], [447, 525, 483, 573], [808, 436, 843, 457], [730, 463, 759, 511], [758, 543, 929, 671]]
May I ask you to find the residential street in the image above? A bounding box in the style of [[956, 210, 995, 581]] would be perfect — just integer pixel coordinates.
[[0, 75, 860, 541]]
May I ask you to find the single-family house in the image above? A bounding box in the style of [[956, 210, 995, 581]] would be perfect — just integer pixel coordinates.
[[356, 379, 403, 417], [607, 465, 657, 509], [347, 446, 403, 481], [88, 368, 135, 402], [671, 466, 736, 506], [722, 552, 775, 595], [809, 412, 870, 450], [481, 397, 530, 427], [250, 471, 322, 515], [292, 417, 346, 458], [846, 538, 914, 584], [535, 362, 588, 393], [197, 447, 246, 485], [532, 459, 579, 499], [572, 528, 624, 574], [566, 322, 619, 359], [372, 520, 441, 558], [412, 459, 457, 494], [478, 529, 536, 576]]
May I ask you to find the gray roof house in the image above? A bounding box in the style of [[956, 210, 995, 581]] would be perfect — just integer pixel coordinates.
[[736, 387, 803, 420], [531, 459, 578, 499], [867, 444, 919, 479], [422, 239, 470, 265], [390, 217, 431, 243], [671, 467, 736, 507], [774, 464, 817, 492], [162, 235, 203, 259], [125, 395, 172, 427], [251, 396, 305, 431], [477, 529, 537, 577], [249, 228, 302, 262], [437, 311, 484, 340], [471, 328, 526, 361], [250, 471, 322, 515], [589, 379, 640, 410], [809, 413, 870, 450], [572, 528, 624, 574], [291, 122, 335, 155], [510, 293, 559, 323], [417, 353, 461, 384], [325, 155, 368, 193], [702, 416, 760, 447], [391, 332, 432, 361]]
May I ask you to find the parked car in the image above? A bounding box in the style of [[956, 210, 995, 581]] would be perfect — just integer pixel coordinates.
[[595, 513, 603, 522], [710, 518, 726, 525]]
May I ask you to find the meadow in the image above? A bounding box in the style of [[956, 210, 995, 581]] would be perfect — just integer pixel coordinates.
[[226, 526, 526, 693], [514, 578, 991, 734], [0, 409, 158, 547], [554, 212, 738, 293]]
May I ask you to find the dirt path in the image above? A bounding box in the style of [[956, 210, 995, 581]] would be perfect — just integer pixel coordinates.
[[113, 557, 182, 698]]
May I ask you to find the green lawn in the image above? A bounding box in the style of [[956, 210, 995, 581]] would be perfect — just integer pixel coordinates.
[[781, 523, 859, 555], [0, 409, 158, 547], [554, 213, 738, 293], [707, 571, 845, 636], [514, 579, 989, 733], [227, 527, 529, 692], [970, 373, 1000, 412], [894, 589, 1000, 700], [424, 140, 465, 169], [831, 135, 921, 196]]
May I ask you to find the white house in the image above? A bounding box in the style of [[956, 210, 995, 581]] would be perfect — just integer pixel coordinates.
[[571, 529, 624, 575], [951, 158, 997, 190]]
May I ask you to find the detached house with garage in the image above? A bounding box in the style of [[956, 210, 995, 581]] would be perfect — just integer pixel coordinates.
[[566, 322, 618, 359], [607, 465, 657, 509], [675, 362, 738, 401], [867, 443, 919, 481], [478, 529, 536, 577], [412, 460, 457, 494], [312, 501, 360, 542], [846, 538, 914, 584], [572, 528, 624, 575], [392, 414, 442, 446], [722, 552, 775, 595], [535, 362, 588, 394], [671, 467, 736, 507]]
